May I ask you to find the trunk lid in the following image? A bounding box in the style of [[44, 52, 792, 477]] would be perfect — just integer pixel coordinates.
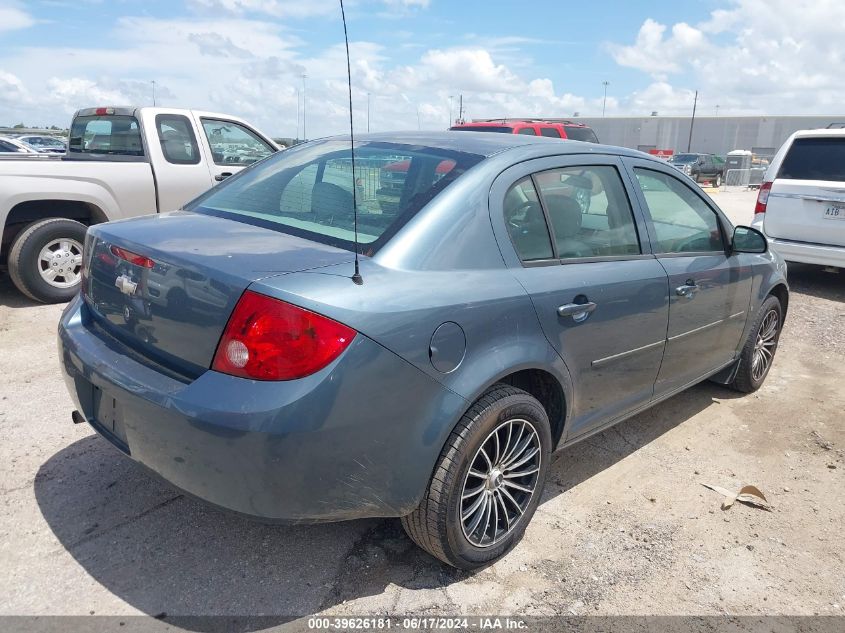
[[83, 211, 353, 377]]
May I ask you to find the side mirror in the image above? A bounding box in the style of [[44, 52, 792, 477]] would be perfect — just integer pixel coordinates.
[[732, 225, 767, 253]]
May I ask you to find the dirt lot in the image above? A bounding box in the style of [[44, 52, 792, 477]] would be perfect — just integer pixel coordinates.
[[1, 190, 843, 623]]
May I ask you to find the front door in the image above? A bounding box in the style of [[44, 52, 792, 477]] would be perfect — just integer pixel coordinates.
[[624, 161, 753, 394], [490, 156, 669, 440], [195, 116, 276, 185]]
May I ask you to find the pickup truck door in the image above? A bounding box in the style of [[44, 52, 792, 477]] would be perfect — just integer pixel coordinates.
[[139, 110, 217, 213], [192, 115, 277, 185]]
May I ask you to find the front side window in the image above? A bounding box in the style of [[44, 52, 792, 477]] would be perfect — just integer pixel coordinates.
[[156, 114, 200, 165], [534, 165, 640, 258], [200, 119, 275, 166], [188, 140, 483, 254], [504, 177, 554, 261], [634, 168, 724, 254], [68, 115, 144, 157]]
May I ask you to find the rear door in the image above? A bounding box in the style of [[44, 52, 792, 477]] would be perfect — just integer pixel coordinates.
[[139, 110, 214, 212], [490, 154, 669, 439], [766, 135, 845, 247], [624, 158, 752, 394]]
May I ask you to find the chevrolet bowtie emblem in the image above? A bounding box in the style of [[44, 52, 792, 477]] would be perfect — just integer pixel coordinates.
[[115, 274, 138, 296]]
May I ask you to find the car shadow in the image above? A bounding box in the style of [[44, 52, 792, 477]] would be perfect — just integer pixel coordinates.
[[786, 263, 844, 302], [0, 274, 42, 308], [34, 381, 732, 630]]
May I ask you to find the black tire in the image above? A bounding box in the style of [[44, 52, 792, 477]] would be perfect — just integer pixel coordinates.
[[714, 173, 722, 187], [729, 295, 783, 393], [401, 384, 551, 569], [8, 218, 87, 304]]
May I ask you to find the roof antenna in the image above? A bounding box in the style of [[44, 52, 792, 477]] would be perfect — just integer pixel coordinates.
[[339, 0, 363, 285]]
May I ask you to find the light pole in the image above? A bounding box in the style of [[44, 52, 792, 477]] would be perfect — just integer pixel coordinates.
[[295, 87, 300, 141], [602, 80, 609, 117], [151, 80, 156, 107], [687, 89, 699, 152], [448, 95, 454, 127], [301, 73, 308, 141]]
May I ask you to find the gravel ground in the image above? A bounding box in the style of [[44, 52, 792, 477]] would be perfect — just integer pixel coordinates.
[[1, 190, 843, 626]]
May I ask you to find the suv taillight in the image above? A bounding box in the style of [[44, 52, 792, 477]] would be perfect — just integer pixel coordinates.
[[212, 290, 356, 381], [755, 181, 772, 214]]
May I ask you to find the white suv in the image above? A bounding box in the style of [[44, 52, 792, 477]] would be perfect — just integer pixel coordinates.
[[752, 129, 845, 268]]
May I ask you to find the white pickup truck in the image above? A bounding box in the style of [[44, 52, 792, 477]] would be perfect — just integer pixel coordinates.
[[0, 106, 278, 302]]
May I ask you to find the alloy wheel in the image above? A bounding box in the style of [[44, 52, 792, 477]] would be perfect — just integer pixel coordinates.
[[460, 418, 542, 548], [751, 309, 779, 382], [38, 238, 83, 288]]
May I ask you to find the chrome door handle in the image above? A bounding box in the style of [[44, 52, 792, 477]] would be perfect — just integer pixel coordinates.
[[675, 280, 698, 298], [557, 301, 597, 322]]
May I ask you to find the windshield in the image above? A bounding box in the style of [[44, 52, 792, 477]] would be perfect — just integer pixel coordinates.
[[188, 140, 484, 254], [671, 154, 698, 164], [450, 126, 514, 134], [562, 126, 599, 143]]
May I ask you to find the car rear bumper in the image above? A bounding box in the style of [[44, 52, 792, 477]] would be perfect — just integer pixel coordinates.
[[769, 238, 845, 268], [58, 295, 467, 522]]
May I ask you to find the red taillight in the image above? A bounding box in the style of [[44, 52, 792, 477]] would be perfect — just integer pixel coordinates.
[[110, 245, 155, 268], [755, 181, 772, 214], [212, 291, 356, 381]]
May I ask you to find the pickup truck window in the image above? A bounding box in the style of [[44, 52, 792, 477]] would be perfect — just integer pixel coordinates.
[[156, 114, 201, 165], [68, 115, 144, 157], [200, 118, 274, 167]]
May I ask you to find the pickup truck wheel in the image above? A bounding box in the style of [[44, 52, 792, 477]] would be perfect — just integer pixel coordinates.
[[401, 384, 551, 569], [714, 173, 722, 187], [8, 218, 87, 303]]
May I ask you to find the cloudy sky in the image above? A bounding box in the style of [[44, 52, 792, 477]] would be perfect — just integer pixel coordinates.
[[1, 0, 842, 137]]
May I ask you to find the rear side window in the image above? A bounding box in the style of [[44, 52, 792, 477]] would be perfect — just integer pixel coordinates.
[[778, 137, 845, 181], [504, 178, 554, 261], [517, 127, 537, 135], [68, 115, 144, 157], [189, 140, 483, 254], [156, 114, 200, 165], [563, 126, 599, 143], [534, 166, 640, 259], [540, 128, 562, 138]]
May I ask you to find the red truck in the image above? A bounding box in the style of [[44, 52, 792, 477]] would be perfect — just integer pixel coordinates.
[[449, 119, 599, 142]]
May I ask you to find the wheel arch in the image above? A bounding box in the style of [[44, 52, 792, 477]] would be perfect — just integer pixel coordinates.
[[2, 199, 109, 259]]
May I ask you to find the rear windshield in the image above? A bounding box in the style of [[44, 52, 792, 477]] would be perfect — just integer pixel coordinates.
[[188, 140, 484, 254], [563, 126, 598, 143], [450, 126, 514, 134], [779, 137, 845, 181], [68, 115, 144, 157], [671, 154, 698, 164]]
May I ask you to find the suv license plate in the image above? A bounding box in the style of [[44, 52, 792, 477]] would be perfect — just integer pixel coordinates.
[[824, 204, 845, 220]]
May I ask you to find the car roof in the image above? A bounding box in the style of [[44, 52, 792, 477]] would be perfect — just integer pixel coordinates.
[[325, 130, 642, 159], [791, 128, 845, 138], [451, 120, 591, 129]]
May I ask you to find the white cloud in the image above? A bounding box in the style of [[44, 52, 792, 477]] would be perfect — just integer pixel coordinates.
[[606, 0, 845, 114], [0, 5, 35, 32]]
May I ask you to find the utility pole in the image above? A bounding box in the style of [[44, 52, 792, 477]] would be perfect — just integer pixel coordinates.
[[367, 92, 371, 133], [602, 80, 609, 117], [295, 87, 300, 141], [151, 80, 156, 107], [687, 89, 698, 152], [301, 73, 308, 141], [458, 94, 464, 124]]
